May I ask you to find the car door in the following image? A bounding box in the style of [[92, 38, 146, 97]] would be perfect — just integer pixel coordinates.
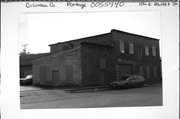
[[132, 76, 141, 87], [129, 76, 136, 86]]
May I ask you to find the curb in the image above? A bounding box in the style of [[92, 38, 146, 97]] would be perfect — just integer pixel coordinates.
[[65, 86, 111, 93], [66, 83, 162, 93], [144, 83, 162, 87]]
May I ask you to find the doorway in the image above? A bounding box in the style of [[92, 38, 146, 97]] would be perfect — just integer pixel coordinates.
[[99, 70, 106, 85]]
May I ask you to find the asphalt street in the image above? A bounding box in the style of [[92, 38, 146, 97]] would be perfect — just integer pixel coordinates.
[[20, 84, 162, 109]]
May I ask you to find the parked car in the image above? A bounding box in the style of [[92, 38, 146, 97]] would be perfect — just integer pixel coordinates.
[[110, 75, 146, 89], [20, 75, 33, 85]]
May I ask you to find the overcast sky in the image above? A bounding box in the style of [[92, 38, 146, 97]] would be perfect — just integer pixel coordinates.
[[18, 11, 161, 54]]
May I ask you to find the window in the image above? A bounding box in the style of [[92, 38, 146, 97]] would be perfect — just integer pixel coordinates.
[[62, 44, 73, 51], [153, 66, 157, 78], [146, 66, 150, 78], [69, 43, 73, 49], [63, 45, 69, 51], [145, 46, 149, 56], [152, 46, 156, 56], [129, 43, 134, 54], [119, 41, 124, 53]]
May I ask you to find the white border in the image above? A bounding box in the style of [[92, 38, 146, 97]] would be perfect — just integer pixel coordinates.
[[1, 2, 179, 119]]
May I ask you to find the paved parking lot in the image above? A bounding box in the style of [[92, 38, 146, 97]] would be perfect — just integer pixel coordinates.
[[20, 84, 162, 109]]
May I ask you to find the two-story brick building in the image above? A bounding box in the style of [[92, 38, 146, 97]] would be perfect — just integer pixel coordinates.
[[32, 29, 162, 87]]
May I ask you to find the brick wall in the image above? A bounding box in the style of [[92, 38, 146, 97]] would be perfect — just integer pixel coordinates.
[[33, 48, 82, 86], [81, 43, 116, 86], [111, 30, 162, 82], [33, 29, 162, 87], [111, 30, 160, 61], [50, 41, 80, 54], [50, 33, 113, 54]]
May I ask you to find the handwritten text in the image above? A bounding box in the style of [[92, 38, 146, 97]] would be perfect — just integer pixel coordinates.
[[139, 2, 178, 6], [66, 1, 87, 9], [90, 1, 125, 8], [26, 2, 56, 8]]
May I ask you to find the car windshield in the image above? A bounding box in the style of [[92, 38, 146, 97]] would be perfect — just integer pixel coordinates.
[[26, 75, 33, 79], [132, 75, 143, 79]]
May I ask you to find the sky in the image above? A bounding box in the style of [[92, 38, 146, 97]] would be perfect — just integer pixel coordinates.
[[18, 11, 161, 54]]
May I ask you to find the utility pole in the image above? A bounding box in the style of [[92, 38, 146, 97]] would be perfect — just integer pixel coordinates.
[[22, 44, 28, 54]]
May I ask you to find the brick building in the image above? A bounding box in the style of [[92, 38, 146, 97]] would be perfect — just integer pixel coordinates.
[[32, 29, 162, 87]]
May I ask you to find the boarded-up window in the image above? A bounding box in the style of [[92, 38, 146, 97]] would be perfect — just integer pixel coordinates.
[[119, 41, 124, 53], [63, 45, 69, 51], [152, 46, 156, 56], [139, 65, 143, 76], [153, 66, 157, 78], [100, 59, 106, 70], [129, 43, 134, 54], [63, 44, 73, 51], [146, 66, 150, 78], [145, 46, 149, 56]]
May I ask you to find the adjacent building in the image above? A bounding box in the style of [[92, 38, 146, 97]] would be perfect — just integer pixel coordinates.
[[20, 53, 50, 78], [32, 29, 162, 87]]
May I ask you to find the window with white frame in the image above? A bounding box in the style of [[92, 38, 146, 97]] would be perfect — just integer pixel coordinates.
[[129, 43, 134, 54], [152, 46, 156, 56], [119, 41, 124, 53], [145, 46, 149, 56]]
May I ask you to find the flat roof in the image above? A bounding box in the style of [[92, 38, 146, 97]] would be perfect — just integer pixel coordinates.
[[111, 29, 160, 41], [49, 29, 159, 46], [48, 33, 110, 46]]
